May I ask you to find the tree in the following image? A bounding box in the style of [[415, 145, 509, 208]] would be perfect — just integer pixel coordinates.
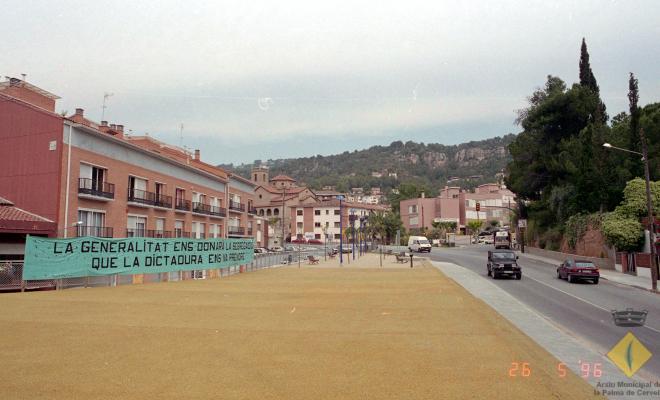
[[601, 213, 643, 252], [466, 220, 483, 238], [579, 38, 599, 93]]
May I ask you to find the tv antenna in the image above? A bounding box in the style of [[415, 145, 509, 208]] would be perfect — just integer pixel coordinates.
[[179, 123, 184, 147], [101, 92, 114, 120]]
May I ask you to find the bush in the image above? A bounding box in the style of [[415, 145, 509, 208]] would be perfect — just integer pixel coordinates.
[[601, 212, 644, 252], [564, 213, 602, 249]]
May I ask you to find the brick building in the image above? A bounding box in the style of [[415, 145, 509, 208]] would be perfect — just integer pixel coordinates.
[[0, 77, 267, 250]]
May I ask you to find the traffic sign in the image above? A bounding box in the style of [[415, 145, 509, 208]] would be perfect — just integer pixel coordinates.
[[518, 219, 527, 228]]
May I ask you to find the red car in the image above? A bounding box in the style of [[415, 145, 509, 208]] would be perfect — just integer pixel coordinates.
[[557, 259, 599, 284], [306, 239, 323, 245], [290, 238, 307, 244]]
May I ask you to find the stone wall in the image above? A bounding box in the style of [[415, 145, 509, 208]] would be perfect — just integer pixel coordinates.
[[526, 247, 615, 270]]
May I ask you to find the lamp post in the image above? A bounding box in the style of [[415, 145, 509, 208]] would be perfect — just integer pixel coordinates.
[[604, 138, 658, 291], [323, 226, 327, 261], [337, 195, 344, 265], [350, 209, 356, 261]]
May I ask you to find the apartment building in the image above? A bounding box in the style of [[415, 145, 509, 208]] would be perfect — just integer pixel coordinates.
[[0, 77, 267, 247], [291, 200, 387, 243], [399, 184, 516, 232]]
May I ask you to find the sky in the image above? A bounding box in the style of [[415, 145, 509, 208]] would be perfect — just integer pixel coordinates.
[[2, 0, 659, 165]]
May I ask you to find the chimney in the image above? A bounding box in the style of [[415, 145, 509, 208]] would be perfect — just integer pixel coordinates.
[[75, 108, 84, 117], [100, 121, 108, 127], [194, 149, 200, 160], [117, 125, 124, 132], [110, 124, 116, 130]]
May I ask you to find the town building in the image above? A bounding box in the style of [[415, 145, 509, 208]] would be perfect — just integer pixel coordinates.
[[400, 184, 516, 232], [251, 167, 317, 247], [0, 77, 267, 254], [290, 200, 387, 243]]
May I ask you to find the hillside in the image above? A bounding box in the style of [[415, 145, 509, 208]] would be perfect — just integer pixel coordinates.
[[221, 135, 516, 196]]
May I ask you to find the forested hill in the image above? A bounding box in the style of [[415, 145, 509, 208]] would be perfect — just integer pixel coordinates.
[[220, 135, 516, 195]]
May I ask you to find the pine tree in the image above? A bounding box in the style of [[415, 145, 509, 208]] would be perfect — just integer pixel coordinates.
[[628, 72, 640, 148], [579, 38, 607, 123]]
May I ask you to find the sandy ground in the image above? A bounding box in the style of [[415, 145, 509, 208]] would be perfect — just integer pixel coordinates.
[[0, 254, 599, 399]]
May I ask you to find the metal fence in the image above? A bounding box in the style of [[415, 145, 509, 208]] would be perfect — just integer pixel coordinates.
[[0, 247, 346, 293]]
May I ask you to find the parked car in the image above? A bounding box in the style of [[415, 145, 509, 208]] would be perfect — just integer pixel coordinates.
[[284, 245, 296, 252], [341, 245, 353, 253], [270, 246, 283, 252], [557, 259, 599, 284], [290, 238, 307, 244], [254, 247, 268, 254], [487, 250, 521, 279], [307, 239, 323, 245]]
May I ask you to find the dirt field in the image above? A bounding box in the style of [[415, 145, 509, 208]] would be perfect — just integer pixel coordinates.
[[0, 258, 599, 399]]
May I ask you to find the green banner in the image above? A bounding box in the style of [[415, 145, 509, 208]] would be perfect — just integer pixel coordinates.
[[23, 236, 254, 280]]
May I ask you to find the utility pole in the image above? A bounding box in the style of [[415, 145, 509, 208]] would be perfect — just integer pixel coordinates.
[[641, 129, 658, 291]]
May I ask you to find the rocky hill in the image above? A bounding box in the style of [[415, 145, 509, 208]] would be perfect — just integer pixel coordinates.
[[221, 134, 516, 196]]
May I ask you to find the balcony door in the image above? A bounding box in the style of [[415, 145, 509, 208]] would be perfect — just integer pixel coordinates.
[[80, 164, 106, 193], [127, 215, 147, 237], [128, 176, 147, 201], [77, 210, 106, 237]]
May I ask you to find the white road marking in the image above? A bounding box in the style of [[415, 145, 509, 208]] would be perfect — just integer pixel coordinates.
[[290, 307, 296, 314], [523, 274, 660, 334]]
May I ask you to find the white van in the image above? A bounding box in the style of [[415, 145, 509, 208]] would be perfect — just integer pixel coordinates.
[[408, 236, 432, 253]]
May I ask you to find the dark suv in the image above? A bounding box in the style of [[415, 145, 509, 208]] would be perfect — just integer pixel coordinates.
[[487, 250, 521, 280]]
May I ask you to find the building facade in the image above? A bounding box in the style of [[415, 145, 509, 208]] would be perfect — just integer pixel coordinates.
[[0, 77, 267, 249]]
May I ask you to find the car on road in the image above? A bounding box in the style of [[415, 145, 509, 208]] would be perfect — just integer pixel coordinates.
[[307, 239, 323, 245], [487, 250, 521, 279], [479, 236, 494, 245], [270, 246, 283, 252], [254, 247, 268, 254], [284, 245, 296, 252], [340, 245, 353, 253], [408, 236, 432, 252], [557, 259, 599, 284], [290, 238, 307, 244]]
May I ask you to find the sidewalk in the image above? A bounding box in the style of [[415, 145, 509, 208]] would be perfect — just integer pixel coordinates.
[[520, 252, 657, 292]]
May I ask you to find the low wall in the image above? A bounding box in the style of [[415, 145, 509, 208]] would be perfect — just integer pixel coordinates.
[[526, 247, 614, 270]]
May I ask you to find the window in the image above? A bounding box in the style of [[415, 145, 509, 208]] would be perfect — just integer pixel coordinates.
[[155, 182, 165, 200], [325, 222, 329, 228], [297, 222, 303, 231], [175, 188, 186, 207], [297, 209, 303, 216], [192, 222, 199, 238], [127, 215, 147, 237], [334, 222, 340, 228], [128, 176, 147, 200], [334, 234, 341, 239], [155, 218, 165, 237], [325, 210, 329, 215], [408, 205, 417, 213], [77, 210, 106, 236], [334, 209, 340, 215], [79, 163, 107, 193], [315, 234, 321, 239], [314, 210, 321, 215], [409, 216, 419, 226], [198, 223, 206, 239], [314, 222, 321, 228], [175, 220, 184, 237]]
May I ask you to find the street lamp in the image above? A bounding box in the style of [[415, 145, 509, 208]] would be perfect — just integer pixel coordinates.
[[336, 195, 344, 265], [603, 137, 659, 291], [61, 221, 84, 237], [350, 209, 356, 260]]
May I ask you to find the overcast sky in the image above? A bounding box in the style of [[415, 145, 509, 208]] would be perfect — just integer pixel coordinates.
[[2, 0, 659, 165]]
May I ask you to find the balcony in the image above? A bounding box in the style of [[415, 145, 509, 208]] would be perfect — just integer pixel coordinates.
[[229, 200, 245, 213], [148, 230, 172, 238], [127, 188, 156, 206], [175, 199, 191, 212], [228, 226, 245, 235], [192, 202, 212, 215], [78, 178, 114, 200], [126, 228, 146, 237], [210, 205, 227, 218], [77, 226, 113, 238], [154, 193, 172, 209], [248, 207, 258, 215], [247, 228, 253, 236]]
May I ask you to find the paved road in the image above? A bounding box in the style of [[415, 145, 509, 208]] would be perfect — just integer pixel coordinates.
[[429, 245, 660, 381]]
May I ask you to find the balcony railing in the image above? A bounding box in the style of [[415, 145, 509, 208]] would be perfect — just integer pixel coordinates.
[[192, 202, 212, 215], [78, 178, 115, 199], [228, 226, 245, 235], [229, 200, 245, 212], [154, 193, 172, 208], [77, 226, 114, 238], [148, 230, 172, 238], [175, 199, 191, 212], [248, 207, 258, 215], [126, 228, 147, 237], [247, 228, 253, 236], [127, 188, 156, 206], [174, 231, 191, 238], [210, 205, 227, 217]]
